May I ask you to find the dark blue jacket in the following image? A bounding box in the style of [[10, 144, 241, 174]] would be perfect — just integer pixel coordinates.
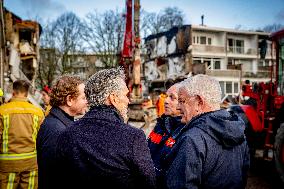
[[148, 114, 184, 188], [165, 109, 250, 189], [37, 107, 74, 189], [56, 105, 156, 189]]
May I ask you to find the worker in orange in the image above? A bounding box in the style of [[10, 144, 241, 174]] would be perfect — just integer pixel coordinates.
[[156, 91, 167, 117], [0, 80, 44, 189], [41, 85, 52, 116]]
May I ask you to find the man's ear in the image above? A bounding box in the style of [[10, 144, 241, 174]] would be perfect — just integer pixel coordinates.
[[196, 95, 205, 107], [66, 95, 73, 107], [108, 93, 118, 107]]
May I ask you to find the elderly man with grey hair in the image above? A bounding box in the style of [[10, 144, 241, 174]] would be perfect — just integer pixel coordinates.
[[55, 67, 156, 189], [163, 74, 250, 189]]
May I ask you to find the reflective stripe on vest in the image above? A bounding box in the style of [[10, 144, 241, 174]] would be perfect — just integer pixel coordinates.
[[7, 173, 15, 189], [0, 114, 38, 160], [28, 170, 36, 189], [0, 151, 37, 160], [32, 115, 39, 149], [2, 115, 10, 153]]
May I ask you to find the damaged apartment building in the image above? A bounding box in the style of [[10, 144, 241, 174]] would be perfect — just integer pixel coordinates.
[[0, 5, 42, 105], [143, 24, 274, 99]]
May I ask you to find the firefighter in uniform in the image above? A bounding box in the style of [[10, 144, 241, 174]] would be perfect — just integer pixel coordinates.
[[0, 80, 44, 189]]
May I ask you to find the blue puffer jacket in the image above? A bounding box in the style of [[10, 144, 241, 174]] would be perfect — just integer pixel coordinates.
[[165, 109, 250, 189]]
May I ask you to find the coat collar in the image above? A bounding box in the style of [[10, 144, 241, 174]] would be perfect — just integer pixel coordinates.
[[49, 106, 74, 127], [156, 115, 185, 139], [83, 105, 124, 124]]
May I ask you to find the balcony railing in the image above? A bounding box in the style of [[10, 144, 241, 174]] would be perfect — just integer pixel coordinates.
[[206, 69, 270, 78], [246, 48, 257, 55], [228, 46, 244, 54], [206, 69, 241, 77], [192, 45, 225, 53], [242, 70, 270, 78]]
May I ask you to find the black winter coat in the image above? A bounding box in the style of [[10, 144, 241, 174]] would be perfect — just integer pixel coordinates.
[[37, 107, 74, 189], [56, 105, 156, 189]]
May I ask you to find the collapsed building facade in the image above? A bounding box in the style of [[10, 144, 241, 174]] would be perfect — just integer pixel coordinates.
[[0, 4, 42, 106], [143, 25, 191, 93], [143, 25, 274, 100]]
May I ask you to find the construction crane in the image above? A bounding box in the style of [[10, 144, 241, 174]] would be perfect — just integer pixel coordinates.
[[120, 0, 142, 101], [120, 0, 157, 125]]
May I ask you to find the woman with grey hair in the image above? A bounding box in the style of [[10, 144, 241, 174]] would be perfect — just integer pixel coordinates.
[[163, 74, 250, 189], [56, 67, 156, 189]]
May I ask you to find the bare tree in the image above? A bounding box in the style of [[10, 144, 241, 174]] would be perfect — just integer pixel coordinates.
[[141, 7, 185, 36], [83, 9, 125, 68], [38, 20, 59, 87], [159, 7, 184, 31], [52, 12, 86, 73], [262, 24, 284, 33], [38, 12, 85, 87]]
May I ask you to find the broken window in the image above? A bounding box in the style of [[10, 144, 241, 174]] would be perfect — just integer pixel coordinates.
[[19, 29, 32, 42], [20, 58, 35, 81]]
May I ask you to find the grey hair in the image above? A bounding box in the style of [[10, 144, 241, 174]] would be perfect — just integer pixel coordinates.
[[85, 67, 126, 107], [180, 74, 221, 108]]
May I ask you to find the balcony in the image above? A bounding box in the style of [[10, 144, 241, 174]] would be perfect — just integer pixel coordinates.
[[192, 45, 225, 53], [206, 69, 241, 77], [246, 48, 257, 55], [228, 46, 244, 54], [227, 46, 258, 58], [242, 70, 270, 78], [206, 69, 270, 78]]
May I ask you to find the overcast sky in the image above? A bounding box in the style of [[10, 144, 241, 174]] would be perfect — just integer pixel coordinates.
[[4, 0, 284, 30]]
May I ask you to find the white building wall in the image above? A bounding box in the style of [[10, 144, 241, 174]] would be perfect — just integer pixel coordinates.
[[156, 36, 167, 57], [168, 57, 186, 78], [252, 59, 258, 74], [144, 60, 159, 81], [220, 59, 226, 70], [168, 36, 176, 54]]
